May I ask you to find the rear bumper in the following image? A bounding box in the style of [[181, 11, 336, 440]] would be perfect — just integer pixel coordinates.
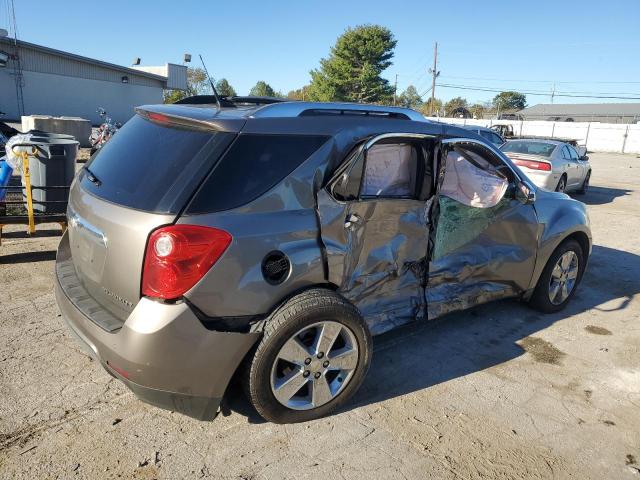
[[522, 169, 560, 191], [55, 235, 261, 420]]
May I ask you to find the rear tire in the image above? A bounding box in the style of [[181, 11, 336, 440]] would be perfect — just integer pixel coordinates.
[[555, 175, 567, 193], [243, 289, 372, 423], [529, 239, 585, 313]]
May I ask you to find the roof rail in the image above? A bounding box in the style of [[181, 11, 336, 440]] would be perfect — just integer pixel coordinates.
[[251, 102, 428, 122], [174, 95, 286, 107]]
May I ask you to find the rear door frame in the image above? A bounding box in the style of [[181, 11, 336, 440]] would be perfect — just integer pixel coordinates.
[[317, 132, 437, 334]]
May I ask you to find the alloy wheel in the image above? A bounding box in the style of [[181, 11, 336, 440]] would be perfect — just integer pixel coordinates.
[[270, 321, 359, 410], [548, 251, 579, 305]]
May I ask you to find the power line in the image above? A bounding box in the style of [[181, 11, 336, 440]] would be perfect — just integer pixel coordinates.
[[437, 83, 640, 100], [438, 75, 640, 85]]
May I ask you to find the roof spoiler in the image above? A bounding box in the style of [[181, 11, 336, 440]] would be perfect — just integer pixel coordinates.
[[135, 106, 227, 131]]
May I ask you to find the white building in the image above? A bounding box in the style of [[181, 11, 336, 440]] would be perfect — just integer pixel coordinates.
[[519, 103, 640, 124], [0, 37, 187, 124]]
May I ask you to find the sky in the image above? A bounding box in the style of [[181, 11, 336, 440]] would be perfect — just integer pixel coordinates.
[[3, 0, 640, 106]]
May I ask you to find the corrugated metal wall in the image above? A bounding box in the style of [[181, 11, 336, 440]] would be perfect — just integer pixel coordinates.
[[166, 63, 187, 90], [0, 39, 165, 87], [0, 39, 166, 123]]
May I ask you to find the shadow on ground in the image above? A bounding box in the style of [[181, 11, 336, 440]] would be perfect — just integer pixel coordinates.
[[0, 250, 57, 264], [572, 186, 632, 205], [0, 228, 63, 240], [227, 244, 640, 422]]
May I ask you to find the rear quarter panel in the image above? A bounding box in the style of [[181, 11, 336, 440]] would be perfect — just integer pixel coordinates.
[[179, 140, 338, 318]]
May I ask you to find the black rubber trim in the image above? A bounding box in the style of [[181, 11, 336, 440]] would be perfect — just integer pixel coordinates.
[[184, 297, 259, 333], [107, 366, 221, 421]]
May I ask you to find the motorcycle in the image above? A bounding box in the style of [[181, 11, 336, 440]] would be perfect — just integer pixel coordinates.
[[89, 107, 121, 154]]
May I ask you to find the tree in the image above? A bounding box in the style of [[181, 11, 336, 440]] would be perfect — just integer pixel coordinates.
[[420, 97, 442, 116], [397, 85, 423, 109], [469, 103, 486, 119], [249, 81, 277, 97], [164, 67, 211, 103], [493, 91, 526, 111], [287, 86, 311, 101], [215, 78, 236, 97], [308, 24, 397, 103], [444, 97, 468, 116]]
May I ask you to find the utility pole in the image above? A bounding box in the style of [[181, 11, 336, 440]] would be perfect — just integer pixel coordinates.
[[428, 42, 440, 115], [551, 83, 556, 104], [393, 73, 398, 105]]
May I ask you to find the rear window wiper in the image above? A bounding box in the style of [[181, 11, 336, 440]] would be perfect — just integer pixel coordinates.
[[83, 166, 102, 186]]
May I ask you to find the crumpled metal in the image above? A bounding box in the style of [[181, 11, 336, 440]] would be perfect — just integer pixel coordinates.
[[315, 141, 537, 336]]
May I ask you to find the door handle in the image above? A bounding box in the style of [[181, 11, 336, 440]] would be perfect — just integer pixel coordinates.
[[344, 213, 361, 229]]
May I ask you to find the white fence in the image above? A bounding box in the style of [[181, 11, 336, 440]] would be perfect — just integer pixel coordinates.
[[432, 117, 640, 154]]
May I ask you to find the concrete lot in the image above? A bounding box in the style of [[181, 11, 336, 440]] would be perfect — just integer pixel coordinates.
[[1, 152, 639, 479]]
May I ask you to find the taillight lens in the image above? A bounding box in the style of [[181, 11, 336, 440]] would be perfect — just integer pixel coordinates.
[[142, 225, 232, 300], [512, 159, 552, 171]]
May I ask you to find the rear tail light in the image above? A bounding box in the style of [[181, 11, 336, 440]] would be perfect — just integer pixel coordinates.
[[142, 225, 232, 300], [512, 159, 552, 172]]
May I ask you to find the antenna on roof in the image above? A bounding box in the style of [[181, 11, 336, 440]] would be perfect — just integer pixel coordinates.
[[198, 54, 221, 112]]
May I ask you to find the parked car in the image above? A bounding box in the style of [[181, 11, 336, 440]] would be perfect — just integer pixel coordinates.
[[462, 125, 505, 146], [55, 99, 591, 424], [491, 124, 515, 139], [500, 139, 591, 193]]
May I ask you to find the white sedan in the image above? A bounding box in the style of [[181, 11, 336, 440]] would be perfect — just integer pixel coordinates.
[[500, 139, 591, 193]]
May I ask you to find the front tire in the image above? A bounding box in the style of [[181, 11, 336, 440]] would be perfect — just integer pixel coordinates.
[[529, 239, 585, 313], [243, 289, 372, 423]]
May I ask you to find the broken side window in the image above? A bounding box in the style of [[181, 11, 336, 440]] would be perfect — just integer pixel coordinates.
[[432, 144, 510, 259]]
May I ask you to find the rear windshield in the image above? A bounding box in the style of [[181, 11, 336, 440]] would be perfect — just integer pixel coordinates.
[[500, 141, 557, 157], [186, 133, 329, 213], [80, 115, 233, 213]]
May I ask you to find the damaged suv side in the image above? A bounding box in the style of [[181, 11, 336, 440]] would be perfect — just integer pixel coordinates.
[[55, 100, 591, 424]]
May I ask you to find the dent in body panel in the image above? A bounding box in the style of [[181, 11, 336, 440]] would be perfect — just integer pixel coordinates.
[[317, 189, 431, 335], [427, 196, 539, 319]]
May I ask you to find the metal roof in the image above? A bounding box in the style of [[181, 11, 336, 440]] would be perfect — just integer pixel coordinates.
[[161, 99, 430, 122], [0, 37, 167, 83]]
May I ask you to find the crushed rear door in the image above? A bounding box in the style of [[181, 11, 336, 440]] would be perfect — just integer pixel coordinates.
[[317, 134, 436, 334]]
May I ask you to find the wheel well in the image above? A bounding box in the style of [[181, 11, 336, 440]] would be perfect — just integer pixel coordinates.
[[564, 231, 590, 259]]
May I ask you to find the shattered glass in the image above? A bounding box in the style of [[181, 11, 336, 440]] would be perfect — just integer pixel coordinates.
[[432, 196, 511, 260]]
